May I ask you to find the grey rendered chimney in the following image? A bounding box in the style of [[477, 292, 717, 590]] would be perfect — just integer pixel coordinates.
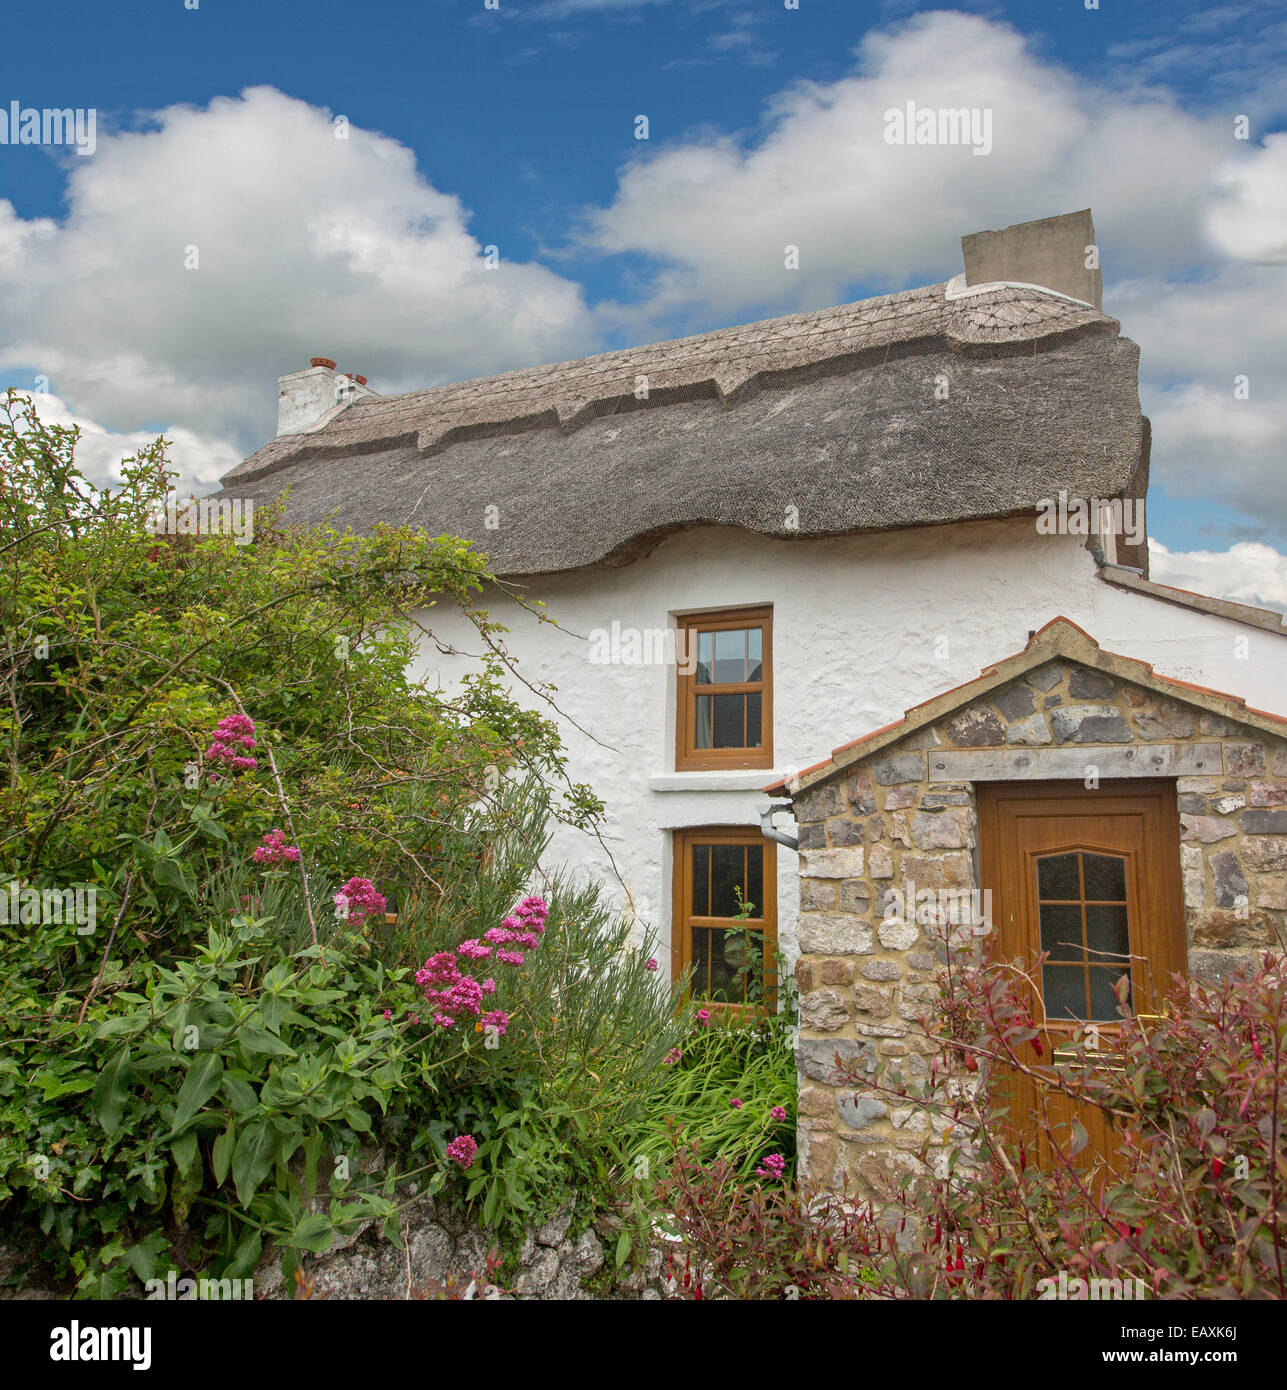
[[961, 209, 1102, 309]]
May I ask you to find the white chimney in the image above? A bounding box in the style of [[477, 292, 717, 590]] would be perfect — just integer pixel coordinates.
[[276, 357, 379, 436]]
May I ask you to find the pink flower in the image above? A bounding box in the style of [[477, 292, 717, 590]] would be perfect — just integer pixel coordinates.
[[496, 949, 525, 966], [252, 829, 301, 866], [333, 876, 386, 927], [381, 1009, 392, 1020], [408, 1013, 420, 1025], [457, 938, 493, 960], [664, 1048, 682, 1067], [416, 950, 493, 1028], [756, 1153, 786, 1180], [645, 957, 658, 971], [482, 1010, 509, 1037], [205, 713, 259, 773], [695, 1009, 711, 1027], [446, 1135, 478, 1170], [771, 1106, 787, 1122], [515, 896, 549, 935], [729, 1097, 742, 1109]]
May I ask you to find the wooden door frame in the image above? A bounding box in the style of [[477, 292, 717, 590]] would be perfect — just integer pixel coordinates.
[[977, 779, 1187, 1167]]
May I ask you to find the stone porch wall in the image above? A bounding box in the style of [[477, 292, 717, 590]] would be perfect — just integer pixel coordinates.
[[790, 657, 1287, 1202]]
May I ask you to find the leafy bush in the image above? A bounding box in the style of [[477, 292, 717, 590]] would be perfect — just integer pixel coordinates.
[[852, 946, 1287, 1299], [0, 397, 683, 1295], [658, 948, 1286, 1299], [0, 388, 596, 1007]]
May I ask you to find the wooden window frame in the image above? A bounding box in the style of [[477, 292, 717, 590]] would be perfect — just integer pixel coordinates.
[[675, 606, 773, 771], [671, 825, 778, 1014]]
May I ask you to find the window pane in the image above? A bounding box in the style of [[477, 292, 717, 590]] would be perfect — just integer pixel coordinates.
[[1088, 967, 1129, 1021], [695, 695, 714, 748], [713, 628, 746, 683], [1039, 903, 1083, 962], [708, 927, 750, 1003], [1083, 853, 1127, 902], [746, 692, 762, 748], [696, 632, 713, 685], [747, 843, 763, 916], [748, 628, 763, 682], [690, 843, 710, 917], [710, 844, 745, 917], [1085, 903, 1130, 961], [1037, 853, 1080, 900], [711, 693, 745, 747], [691, 927, 713, 995], [1042, 965, 1086, 1022]]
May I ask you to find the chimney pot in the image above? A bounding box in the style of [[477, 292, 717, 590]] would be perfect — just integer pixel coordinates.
[[310, 357, 336, 369], [352, 374, 367, 386]]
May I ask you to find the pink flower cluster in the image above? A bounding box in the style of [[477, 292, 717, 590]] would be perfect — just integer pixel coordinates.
[[479, 894, 549, 967], [446, 1135, 478, 1169], [252, 829, 301, 866], [756, 1153, 786, 1181], [695, 1008, 712, 1028], [206, 713, 258, 772], [333, 876, 386, 927], [414, 950, 497, 1029], [413, 897, 548, 1035], [771, 1105, 787, 1122]]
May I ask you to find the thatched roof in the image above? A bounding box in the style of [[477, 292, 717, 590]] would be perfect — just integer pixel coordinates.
[[218, 280, 1146, 578]]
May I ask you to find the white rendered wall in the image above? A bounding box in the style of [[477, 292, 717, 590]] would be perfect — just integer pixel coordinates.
[[408, 517, 1287, 970]]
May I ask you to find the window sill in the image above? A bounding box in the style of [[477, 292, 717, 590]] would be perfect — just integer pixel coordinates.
[[648, 772, 779, 793]]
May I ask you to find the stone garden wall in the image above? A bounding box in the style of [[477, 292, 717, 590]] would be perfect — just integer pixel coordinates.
[[789, 654, 1287, 1204], [253, 1193, 670, 1301]]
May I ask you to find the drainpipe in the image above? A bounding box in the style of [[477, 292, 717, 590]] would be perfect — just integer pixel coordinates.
[[759, 802, 798, 852]]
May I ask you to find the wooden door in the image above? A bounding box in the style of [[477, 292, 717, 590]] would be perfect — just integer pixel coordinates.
[[978, 781, 1187, 1168]]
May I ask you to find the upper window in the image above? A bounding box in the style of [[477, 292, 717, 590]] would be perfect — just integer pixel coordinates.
[[675, 606, 772, 770]]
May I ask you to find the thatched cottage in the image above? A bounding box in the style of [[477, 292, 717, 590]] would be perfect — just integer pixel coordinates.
[[216, 209, 1287, 1183]]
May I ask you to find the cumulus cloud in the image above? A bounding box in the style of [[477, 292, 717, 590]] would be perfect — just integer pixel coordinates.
[[1110, 261, 1287, 532], [10, 389, 242, 494], [580, 10, 1238, 324], [575, 9, 1287, 551], [1150, 539, 1287, 617], [0, 86, 594, 485], [1206, 132, 1287, 264]]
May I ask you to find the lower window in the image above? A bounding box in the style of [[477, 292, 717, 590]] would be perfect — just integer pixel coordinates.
[[672, 826, 777, 1010]]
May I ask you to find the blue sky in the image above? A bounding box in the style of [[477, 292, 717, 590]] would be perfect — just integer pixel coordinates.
[[1, 0, 1285, 605]]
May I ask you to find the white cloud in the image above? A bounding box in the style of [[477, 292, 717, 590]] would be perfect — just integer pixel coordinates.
[[0, 86, 594, 487], [1149, 539, 1287, 617], [1111, 262, 1287, 530], [10, 389, 242, 494], [1206, 132, 1287, 264], [580, 10, 1238, 325], [576, 9, 1287, 551]]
